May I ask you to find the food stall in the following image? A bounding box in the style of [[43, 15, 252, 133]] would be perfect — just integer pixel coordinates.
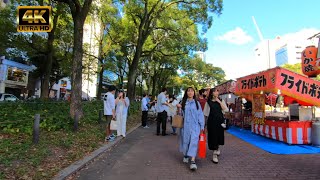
[[235, 67, 320, 144]]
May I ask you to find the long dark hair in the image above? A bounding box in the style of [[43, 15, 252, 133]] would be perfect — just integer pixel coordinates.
[[181, 87, 199, 111], [208, 87, 221, 101]]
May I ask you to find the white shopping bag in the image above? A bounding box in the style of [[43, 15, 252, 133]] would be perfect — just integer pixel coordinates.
[[110, 120, 118, 130]]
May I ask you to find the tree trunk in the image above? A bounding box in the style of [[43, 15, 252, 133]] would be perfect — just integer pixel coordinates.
[[41, 7, 60, 100], [152, 75, 157, 97], [70, 18, 84, 119], [146, 76, 151, 95], [97, 65, 104, 100], [127, 43, 143, 100]]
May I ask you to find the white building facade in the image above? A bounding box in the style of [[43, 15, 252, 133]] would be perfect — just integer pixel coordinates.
[[50, 6, 102, 100], [195, 51, 206, 62], [254, 31, 319, 69], [0, 56, 36, 97]]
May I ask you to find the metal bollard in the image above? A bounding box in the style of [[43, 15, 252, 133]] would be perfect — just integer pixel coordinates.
[[74, 112, 79, 131], [33, 114, 40, 144], [98, 110, 103, 124]]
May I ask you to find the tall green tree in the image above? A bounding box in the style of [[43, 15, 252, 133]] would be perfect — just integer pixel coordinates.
[[56, 0, 93, 119], [0, 5, 16, 55], [116, 0, 223, 100], [39, 0, 67, 100]]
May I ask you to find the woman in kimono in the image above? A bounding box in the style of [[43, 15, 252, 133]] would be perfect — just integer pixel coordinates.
[[115, 91, 130, 137], [203, 88, 228, 164], [179, 87, 205, 171]]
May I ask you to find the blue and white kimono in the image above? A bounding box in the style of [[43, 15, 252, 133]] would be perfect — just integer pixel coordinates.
[[179, 99, 205, 157]]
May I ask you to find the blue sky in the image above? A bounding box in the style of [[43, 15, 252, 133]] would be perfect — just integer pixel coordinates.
[[204, 0, 320, 80]]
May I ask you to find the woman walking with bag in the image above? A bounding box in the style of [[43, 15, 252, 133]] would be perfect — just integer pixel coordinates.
[[179, 87, 205, 171], [203, 88, 228, 164]]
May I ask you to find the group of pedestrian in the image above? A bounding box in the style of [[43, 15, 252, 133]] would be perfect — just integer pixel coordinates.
[[104, 84, 228, 171], [178, 87, 228, 170], [103, 85, 130, 142]]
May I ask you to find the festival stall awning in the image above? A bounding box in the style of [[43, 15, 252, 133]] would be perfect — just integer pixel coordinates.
[[216, 80, 236, 95], [235, 67, 320, 107]]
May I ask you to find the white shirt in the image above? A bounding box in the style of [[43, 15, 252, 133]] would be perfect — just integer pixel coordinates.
[[103, 92, 115, 115], [156, 92, 167, 113], [141, 97, 148, 111]]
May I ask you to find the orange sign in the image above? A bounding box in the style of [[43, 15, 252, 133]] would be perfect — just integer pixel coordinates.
[[235, 68, 277, 95], [301, 46, 320, 77], [276, 68, 320, 106], [235, 67, 320, 107]]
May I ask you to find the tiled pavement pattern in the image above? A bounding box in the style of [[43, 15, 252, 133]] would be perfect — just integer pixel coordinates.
[[73, 122, 320, 180]]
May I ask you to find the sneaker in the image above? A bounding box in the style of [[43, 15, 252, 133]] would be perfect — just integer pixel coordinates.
[[221, 123, 226, 128], [105, 136, 110, 142], [183, 157, 189, 163], [216, 149, 221, 156], [143, 126, 150, 128], [110, 134, 116, 138], [212, 154, 218, 164], [108, 136, 115, 142], [190, 162, 197, 171]]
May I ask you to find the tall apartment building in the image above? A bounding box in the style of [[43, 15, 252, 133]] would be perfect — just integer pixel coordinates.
[[275, 34, 319, 66], [254, 30, 319, 69]]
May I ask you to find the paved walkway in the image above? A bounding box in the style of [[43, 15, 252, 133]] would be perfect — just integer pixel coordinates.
[[72, 122, 320, 180]]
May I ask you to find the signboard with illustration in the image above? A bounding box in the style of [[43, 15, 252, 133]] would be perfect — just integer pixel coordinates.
[[216, 80, 236, 95], [252, 94, 265, 125]]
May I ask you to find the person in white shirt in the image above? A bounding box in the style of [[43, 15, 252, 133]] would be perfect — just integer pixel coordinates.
[[156, 87, 169, 136], [168, 95, 179, 135], [141, 94, 149, 128], [103, 85, 116, 142]]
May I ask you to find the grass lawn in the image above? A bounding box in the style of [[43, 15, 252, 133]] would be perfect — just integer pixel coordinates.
[[0, 101, 141, 180]]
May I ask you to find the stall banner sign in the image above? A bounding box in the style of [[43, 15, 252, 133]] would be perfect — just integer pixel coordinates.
[[252, 94, 265, 125], [265, 93, 278, 107], [276, 68, 320, 107], [235, 67, 277, 95], [235, 98, 242, 113], [235, 67, 320, 107]]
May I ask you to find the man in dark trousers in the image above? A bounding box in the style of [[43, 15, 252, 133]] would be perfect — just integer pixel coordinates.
[[141, 93, 149, 128], [156, 87, 169, 136]]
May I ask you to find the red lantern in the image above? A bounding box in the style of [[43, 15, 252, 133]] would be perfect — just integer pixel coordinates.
[[301, 45, 319, 77]]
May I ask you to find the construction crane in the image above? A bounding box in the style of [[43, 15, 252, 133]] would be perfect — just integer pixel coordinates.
[[252, 16, 271, 69], [252, 16, 264, 42]]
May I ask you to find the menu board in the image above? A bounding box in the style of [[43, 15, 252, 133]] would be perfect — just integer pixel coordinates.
[[252, 94, 265, 125]]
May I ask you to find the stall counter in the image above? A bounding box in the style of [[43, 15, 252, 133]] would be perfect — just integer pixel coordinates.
[[251, 120, 312, 144]]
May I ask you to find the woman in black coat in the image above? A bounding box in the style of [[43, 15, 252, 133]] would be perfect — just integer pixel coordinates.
[[203, 88, 228, 164]]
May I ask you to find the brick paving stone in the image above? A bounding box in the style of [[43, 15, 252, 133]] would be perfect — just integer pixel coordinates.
[[72, 122, 320, 180]]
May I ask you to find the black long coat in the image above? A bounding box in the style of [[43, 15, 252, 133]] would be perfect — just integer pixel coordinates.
[[207, 100, 225, 150]]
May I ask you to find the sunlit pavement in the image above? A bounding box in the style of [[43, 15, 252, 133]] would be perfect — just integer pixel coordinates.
[[73, 122, 320, 180]]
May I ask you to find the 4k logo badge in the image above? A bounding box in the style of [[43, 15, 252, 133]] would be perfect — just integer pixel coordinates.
[[17, 6, 52, 32]]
